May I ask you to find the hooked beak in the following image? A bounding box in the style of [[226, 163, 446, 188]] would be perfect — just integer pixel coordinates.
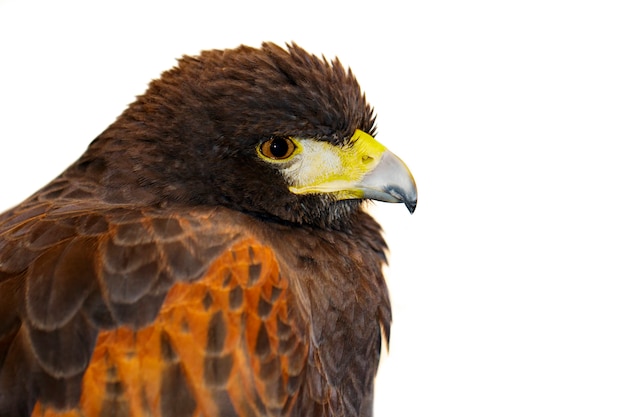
[[288, 129, 417, 213], [357, 147, 417, 213]]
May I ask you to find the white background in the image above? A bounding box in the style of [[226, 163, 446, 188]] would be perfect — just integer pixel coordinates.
[[1, 1, 625, 416]]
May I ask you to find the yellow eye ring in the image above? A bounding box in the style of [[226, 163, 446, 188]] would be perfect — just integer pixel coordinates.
[[258, 137, 297, 160]]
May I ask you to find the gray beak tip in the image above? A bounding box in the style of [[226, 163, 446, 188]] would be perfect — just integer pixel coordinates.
[[359, 150, 418, 214]]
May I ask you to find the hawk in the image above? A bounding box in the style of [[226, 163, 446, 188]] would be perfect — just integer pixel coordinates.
[[0, 43, 417, 417]]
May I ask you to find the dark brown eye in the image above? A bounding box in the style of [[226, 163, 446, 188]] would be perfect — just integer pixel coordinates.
[[259, 137, 296, 160]]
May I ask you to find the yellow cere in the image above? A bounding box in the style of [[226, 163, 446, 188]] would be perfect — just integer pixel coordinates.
[[284, 129, 388, 199]]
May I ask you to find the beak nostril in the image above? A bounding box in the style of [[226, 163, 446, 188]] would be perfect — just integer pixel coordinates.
[[362, 155, 374, 164]]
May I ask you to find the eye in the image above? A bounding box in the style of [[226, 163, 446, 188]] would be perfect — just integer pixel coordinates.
[[259, 137, 296, 160]]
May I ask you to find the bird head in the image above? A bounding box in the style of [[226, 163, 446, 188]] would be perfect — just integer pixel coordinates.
[[79, 43, 417, 228]]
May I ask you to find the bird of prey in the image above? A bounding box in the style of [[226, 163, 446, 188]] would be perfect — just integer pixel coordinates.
[[0, 43, 417, 417]]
